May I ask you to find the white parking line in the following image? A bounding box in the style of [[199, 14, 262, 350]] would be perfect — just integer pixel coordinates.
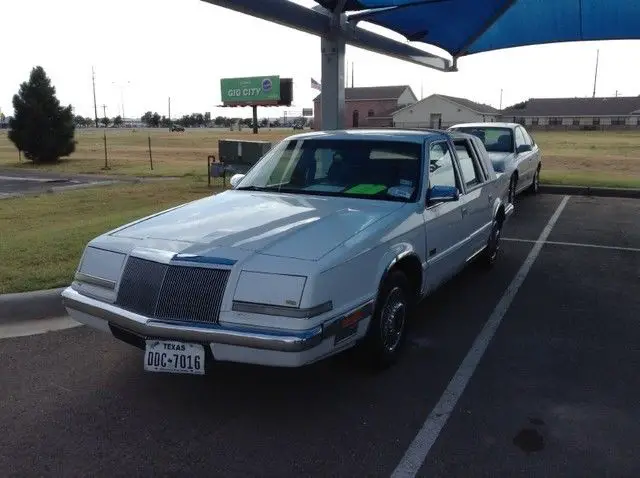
[[503, 237, 640, 253], [0, 317, 82, 340], [390, 195, 571, 478]]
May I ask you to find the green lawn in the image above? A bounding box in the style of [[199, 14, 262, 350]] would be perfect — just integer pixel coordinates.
[[0, 179, 221, 294]]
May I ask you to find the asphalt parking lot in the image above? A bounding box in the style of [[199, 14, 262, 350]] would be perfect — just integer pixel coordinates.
[[1, 193, 639, 477], [0, 170, 120, 198]]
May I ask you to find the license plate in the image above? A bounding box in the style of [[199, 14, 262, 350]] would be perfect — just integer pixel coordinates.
[[144, 340, 205, 375]]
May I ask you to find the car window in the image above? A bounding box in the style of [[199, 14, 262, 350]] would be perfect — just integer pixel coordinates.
[[451, 127, 514, 153], [238, 138, 423, 202], [515, 127, 527, 148], [428, 142, 458, 190], [521, 127, 535, 146], [454, 140, 484, 187]]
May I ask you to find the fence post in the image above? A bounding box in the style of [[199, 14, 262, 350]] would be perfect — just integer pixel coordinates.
[[102, 130, 110, 170], [148, 135, 154, 170]]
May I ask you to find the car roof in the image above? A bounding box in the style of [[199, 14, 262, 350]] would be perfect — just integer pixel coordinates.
[[282, 128, 450, 143], [449, 122, 520, 129]]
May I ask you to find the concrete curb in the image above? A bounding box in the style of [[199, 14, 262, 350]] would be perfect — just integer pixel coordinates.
[[539, 184, 640, 199], [0, 287, 67, 324]]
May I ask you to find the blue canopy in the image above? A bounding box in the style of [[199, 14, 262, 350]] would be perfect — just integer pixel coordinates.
[[316, 0, 640, 57]]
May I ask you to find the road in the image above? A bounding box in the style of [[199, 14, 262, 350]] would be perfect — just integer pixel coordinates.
[[1, 194, 639, 477]]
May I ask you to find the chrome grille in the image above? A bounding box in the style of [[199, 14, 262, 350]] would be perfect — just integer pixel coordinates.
[[116, 257, 167, 317], [156, 267, 230, 324], [115, 256, 230, 324]]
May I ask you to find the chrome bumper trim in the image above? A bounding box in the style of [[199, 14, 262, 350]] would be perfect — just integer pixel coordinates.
[[62, 287, 374, 353]]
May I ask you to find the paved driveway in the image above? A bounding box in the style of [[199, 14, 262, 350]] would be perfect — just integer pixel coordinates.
[[1, 194, 638, 477]]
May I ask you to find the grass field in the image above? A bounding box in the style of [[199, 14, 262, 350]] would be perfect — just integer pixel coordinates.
[[0, 179, 220, 294], [1, 127, 640, 187]]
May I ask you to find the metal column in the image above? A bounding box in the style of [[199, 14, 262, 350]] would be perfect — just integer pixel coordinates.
[[320, 33, 345, 130]]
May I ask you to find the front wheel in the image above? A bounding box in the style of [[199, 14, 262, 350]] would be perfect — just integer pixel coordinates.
[[528, 165, 541, 194], [480, 216, 503, 268], [508, 174, 517, 204], [360, 270, 411, 369]]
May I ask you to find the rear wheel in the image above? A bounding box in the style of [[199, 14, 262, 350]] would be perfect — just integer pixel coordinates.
[[360, 270, 411, 369]]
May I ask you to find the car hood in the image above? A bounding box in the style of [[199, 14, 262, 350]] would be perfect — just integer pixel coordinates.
[[486, 152, 516, 172], [109, 190, 405, 261]]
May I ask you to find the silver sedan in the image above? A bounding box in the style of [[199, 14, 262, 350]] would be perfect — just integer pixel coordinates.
[[449, 122, 542, 204]]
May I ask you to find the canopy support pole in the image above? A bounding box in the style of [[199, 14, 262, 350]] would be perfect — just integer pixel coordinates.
[[320, 31, 346, 130]]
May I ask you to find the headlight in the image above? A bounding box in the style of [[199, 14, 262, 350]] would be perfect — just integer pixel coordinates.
[[232, 271, 332, 318], [75, 246, 126, 290]]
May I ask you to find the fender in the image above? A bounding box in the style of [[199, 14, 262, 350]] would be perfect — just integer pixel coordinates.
[[376, 242, 424, 298]]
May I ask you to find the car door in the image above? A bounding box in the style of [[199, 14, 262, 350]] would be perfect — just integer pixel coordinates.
[[521, 126, 541, 169], [422, 139, 467, 292], [514, 126, 534, 187], [453, 137, 493, 258]]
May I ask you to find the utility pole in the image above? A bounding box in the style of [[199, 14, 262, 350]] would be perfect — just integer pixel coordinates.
[[168, 97, 171, 121], [92, 66, 99, 128], [351, 61, 354, 88], [499, 89, 503, 110], [101, 104, 107, 124], [592, 49, 599, 98]]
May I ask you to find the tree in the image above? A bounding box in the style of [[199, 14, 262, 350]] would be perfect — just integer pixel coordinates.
[[85, 117, 93, 127], [101, 116, 111, 127], [141, 111, 161, 127], [8, 66, 75, 163], [113, 115, 123, 127], [74, 115, 86, 127], [260, 118, 268, 127], [160, 115, 171, 128], [204, 112, 211, 126], [214, 116, 225, 126]]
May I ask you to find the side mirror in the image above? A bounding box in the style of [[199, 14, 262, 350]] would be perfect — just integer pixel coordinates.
[[428, 185, 459, 203], [516, 144, 532, 154], [229, 174, 245, 189]]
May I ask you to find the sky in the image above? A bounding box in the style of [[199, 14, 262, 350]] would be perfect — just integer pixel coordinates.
[[2, 0, 640, 120]]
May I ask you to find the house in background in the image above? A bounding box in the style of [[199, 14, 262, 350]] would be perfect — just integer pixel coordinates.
[[392, 93, 500, 129], [500, 96, 640, 130], [313, 85, 417, 129]]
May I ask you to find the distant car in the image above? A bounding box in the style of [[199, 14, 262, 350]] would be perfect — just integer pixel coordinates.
[[292, 122, 305, 130], [62, 128, 512, 374], [170, 124, 185, 132], [449, 122, 541, 203]]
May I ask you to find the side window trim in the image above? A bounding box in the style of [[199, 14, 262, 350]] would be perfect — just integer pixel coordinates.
[[452, 138, 484, 192], [466, 139, 487, 186], [469, 138, 489, 180], [426, 139, 464, 198]]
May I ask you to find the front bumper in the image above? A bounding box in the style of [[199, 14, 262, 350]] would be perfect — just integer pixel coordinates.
[[61, 287, 373, 366]]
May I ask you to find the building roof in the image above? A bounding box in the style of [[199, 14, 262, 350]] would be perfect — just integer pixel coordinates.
[[502, 96, 640, 117], [437, 94, 500, 115], [392, 93, 499, 117], [314, 85, 411, 103]]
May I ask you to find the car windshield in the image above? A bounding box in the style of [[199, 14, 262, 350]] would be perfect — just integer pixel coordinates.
[[452, 127, 514, 153], [235, 138, 423, 202]]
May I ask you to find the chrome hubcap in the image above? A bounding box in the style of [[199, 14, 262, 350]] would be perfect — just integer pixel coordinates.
[[380, 287, 406, 352]]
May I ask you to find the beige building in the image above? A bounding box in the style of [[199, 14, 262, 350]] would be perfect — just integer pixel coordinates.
[[393, 93, 500, 129]]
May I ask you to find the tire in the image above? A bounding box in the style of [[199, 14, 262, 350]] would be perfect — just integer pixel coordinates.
[[480, 215, 503, 268], [528, 165, 541, 194], [360, 270, 412, 369], [508, 174, 517, 205]]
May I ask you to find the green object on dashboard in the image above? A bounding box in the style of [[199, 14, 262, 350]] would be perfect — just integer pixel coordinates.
[[345, 184, 387, 195]]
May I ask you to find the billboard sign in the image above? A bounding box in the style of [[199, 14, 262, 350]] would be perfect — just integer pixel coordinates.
[[302, 108, 313, 116], [221, 76, 281, 104]]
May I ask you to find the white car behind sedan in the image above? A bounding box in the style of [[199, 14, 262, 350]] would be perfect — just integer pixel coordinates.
[[449, 122, 542, 204]]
